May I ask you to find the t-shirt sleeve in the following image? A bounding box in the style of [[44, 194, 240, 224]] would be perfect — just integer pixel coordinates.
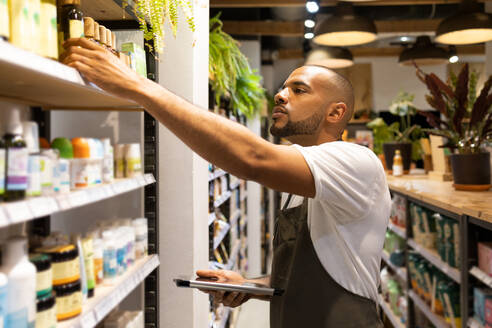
[[293, 142, 382, 222]]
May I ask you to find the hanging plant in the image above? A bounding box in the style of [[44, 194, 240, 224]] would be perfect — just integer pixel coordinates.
[[209, 13, 265, 118], [134, 0, 195, 53]]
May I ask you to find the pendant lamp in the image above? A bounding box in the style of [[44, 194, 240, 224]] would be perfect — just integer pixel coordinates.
[[399, 36, 449, 66], [305, 47, 354, 69], [313, 2, 377, 47], [435, 0, 492, 45]]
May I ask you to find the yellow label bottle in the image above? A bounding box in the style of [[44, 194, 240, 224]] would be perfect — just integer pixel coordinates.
[[28, 0, 41, 54], [392, 150, 403, 176], [0, 0, 9, 40], [9, 0, 30, 50], [60, 0, 83, 42], [40, 0, 57, 59], [68, 19, 83, 38]]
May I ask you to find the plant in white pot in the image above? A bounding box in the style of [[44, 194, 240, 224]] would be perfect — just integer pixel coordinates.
[[416, 63, 492, 191]]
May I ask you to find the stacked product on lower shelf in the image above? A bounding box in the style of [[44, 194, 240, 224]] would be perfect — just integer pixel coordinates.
[[472, 242, 492, 327], [380, 267, 407, 325], [408, 251, 461, 327], [384, 230, 406, 268], [0, 217, 148, 327], [0, 105, 143, 203], [410, 202, 460, 268], [390, 194, 407, 229]]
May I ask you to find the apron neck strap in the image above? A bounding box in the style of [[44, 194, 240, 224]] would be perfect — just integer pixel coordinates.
[[283, 194, 294, 210]]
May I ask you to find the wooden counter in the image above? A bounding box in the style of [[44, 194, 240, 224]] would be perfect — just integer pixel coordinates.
[[386, 174, 492, 224]]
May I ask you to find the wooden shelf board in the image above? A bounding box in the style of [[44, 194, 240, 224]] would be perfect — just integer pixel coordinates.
[[388, 221, 406, 239], [409, 290, 450, 328]]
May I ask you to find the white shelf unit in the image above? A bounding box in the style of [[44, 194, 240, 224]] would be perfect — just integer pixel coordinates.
[[378, 294, 406, 328], [58, 255, 159, 328], [409, 290, 450, 328], [214, 224, 232, 250], [388, 222, 406, 239], [381, 251, 407, 282], [209, 169, 227, 182], [408, 239, 461, 283], [0, 40, 140, 110], [0, 174, 155, 227], [470, 266, 492, 289], [214, 191, 232, 208]]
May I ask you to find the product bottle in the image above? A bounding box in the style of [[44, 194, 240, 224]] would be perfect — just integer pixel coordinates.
[[93, 20, 100, 45], [92, 236, 103, 285], [1, 237, 37, 328], [392, 150, 403, 177], [102, 230, 117, 281], [83, 16, 95, 43], [0, 271, 6, 328], [8, 0, 31, 50], [106, 28, 117, 56], [0, 0, 9, 40], [114, 144, 125, 179], [60, 0, 83, 42], [101, 138, 114, 183], [111, 31, 117, 54], [124, 144, 142, 178], [22, 121, 42, 197], [3, 109, 28, 202], [81, 237, 95, 298], [40, 0, 57, 59], [51, 138, 73, 194], [71, 138, 90, 189], [0, 139, 5, 201], [28, 0, 41, 55], [98, 25, 108, 50], [71, 234, 87, 302]]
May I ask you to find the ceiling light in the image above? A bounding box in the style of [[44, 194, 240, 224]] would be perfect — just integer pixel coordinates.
[[448, 45, 459, 63], [435, 0, 492, 45], [449, 55, 459, 63], [305, 19, 316, 28], [399, 35, 449, 66], [313, 2, 377, 46], [306, 1, 319, 14], [304, 32, 315, 39], [400, 36, 410, 42], [305, 47, 354, 69]]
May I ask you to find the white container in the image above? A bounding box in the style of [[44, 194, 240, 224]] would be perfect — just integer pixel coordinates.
[[132, 218, 148, 259], [102, 139, 114, 183], [114, 144, 126, 179], [71, 234, 87, 302], [56, 158, 70, 193], [40, 149, 57, 196], [1, 237, 36, 328], [22, 122, 41, 197], [70, 158, 90, 189], [102, 230, 117, 281], [87, 139, 103, 185], [124, 144, 142, 178], [0, 271, 7, 328]]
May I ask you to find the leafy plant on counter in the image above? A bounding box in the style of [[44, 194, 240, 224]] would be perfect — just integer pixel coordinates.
[[134, 0, 195, 53], [416, 63, 492, 154], [209, 14, 265, 118]]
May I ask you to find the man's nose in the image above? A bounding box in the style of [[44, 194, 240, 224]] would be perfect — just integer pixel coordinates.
[[274, 90, 287, 104]]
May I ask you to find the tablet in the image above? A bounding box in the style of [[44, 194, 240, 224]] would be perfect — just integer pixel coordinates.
[[174, 279, 284, 296]]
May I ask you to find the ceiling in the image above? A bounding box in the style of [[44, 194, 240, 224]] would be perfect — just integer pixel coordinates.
[[210, 0, 488, 59]]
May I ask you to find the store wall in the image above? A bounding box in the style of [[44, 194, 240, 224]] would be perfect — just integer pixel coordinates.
[[239, 40, 263, 277], [156, 1, 209, 327]]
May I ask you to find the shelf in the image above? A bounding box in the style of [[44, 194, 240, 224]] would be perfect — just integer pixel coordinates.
[[388, 222, 406, 239], [470, 266, 492, 289], [81, 0, 138, 21], [208, 212, 216, 226], [219, 307, 232, 328], [214, 224, 231, 250], [214, 191, 232, 208], [468, 317, 485, 328], [378, 294, 406, 328], [58, 255, 160, 328], [381, 251, 407, 282], [230, 180, 240, 190], [230, 210, 241, 228], [0, 174, 155, 227], [226, 241, 241, 270], [407, 239, 461, 283], [0, 40, 140, 110], [409, 290, 450, 328], [209, 169, 227, 182]]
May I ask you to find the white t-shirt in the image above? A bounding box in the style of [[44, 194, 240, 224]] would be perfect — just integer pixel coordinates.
[[285, 141, 391, 302]]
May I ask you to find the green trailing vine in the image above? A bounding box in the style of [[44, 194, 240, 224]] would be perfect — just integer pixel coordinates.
[[134, 0, 195, 53], [209, 14, 265, 118]]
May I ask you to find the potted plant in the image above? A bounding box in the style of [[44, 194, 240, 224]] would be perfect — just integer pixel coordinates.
[[416, 63, 492, 191], [367, 92, 423, 172]]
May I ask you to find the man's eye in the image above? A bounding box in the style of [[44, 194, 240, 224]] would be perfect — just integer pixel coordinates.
[[294, 88, 305, 93]]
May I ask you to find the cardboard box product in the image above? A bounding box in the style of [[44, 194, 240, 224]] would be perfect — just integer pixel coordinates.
[[474, 288, 492, 325], [478, 242, 492, 276], [121, 42, 147, 78], [486, 298, 492, 325]]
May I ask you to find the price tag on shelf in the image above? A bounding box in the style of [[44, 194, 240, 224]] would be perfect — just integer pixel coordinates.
[[102, 185, 114, 197], [80, 313, 97, 328], [28, 197, 58, 218], [4, 201, 32, 223], [136, 175, 146, 187], [0, 208, 9, 227], [69, 191, 89, 208], [144, 174, 155, 184], [56, 194, 71, 211], [127, 179, 139, 190], [111, 181, 125, 194]]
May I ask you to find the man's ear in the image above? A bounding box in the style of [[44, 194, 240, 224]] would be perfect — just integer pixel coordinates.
[[325, 102, 347, 123]]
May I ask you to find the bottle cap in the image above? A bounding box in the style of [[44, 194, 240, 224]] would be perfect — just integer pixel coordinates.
[[6, 108, 23, 135], [51, 138, 74, 159], [84, 17, 95, 38], [99, 26, 107, 45], [106, 29, 112, 48], [111, 32, 116, 51], [22, 121, 40, 153], [94, 21, 100, 41], [72, 138, 90, 158]]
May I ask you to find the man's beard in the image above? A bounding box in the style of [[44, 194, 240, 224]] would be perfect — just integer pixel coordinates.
[[270, 109, 324, 137]]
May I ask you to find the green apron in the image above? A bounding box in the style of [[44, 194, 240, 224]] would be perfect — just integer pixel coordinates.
[[270, 195, 383, 328]]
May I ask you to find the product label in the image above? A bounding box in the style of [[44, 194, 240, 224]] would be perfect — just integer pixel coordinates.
[[71, 161, 88, 188], [35, 306, 56, 328], [125, 158, 141, 177], [6, 148, 28, 190], [392, 164, 403, 176], [52, 258, 79, 285], [116, 159, 125, 179], [103, 156, 114, 183], [39, 156, 53, 189], [94, 258, 103, 284], [0, 0, 9, 39], [55, 292, 82, 321], [27, 155, 41, 197], [103, 249, 117, 278], [0, 149, 5, 195], [36, 269, 53, 297], [68, 20, 84, 39]]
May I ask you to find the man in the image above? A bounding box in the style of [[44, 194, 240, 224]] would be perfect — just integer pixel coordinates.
[[63, 38, 390, 327]]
